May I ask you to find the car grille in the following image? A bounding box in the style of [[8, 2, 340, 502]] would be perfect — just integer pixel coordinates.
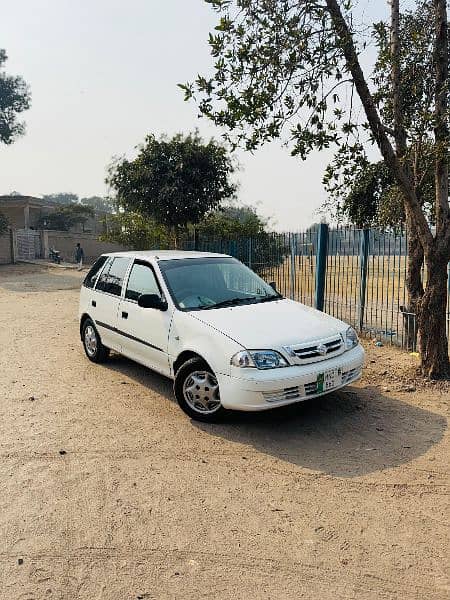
[[262, 386, 301, 403], [304, 367, 360, 397], [341, 367, 360, 384], [262, 367, 361, 404], [293, 337, 343, 360]]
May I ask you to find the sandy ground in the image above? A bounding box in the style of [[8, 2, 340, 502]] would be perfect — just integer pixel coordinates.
[[0, 263, 449, 600]]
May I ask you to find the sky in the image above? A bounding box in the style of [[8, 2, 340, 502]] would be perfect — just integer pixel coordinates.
[[0, 0, 392, 230]]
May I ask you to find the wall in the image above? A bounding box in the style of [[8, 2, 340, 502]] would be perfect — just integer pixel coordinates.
[[46, 232, 128, 263], [0, 230, 12, 264]]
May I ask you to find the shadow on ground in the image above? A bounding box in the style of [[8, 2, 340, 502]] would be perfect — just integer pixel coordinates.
[[102, 355, 446, 478]]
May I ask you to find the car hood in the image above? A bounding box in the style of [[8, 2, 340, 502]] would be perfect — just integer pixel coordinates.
[[189, 299, 346, 349]]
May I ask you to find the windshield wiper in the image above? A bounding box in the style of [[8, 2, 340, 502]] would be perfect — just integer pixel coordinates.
[[202, 296, 258, 309], [257, 294, 283, 303]]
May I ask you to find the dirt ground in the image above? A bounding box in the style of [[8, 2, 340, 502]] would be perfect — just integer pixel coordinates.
[[0, 263, 449, 600]]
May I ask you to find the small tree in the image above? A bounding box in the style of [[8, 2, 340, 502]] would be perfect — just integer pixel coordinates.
[[100, 212, 169, 250], [106, 131, 237, 244], [0, 49, 30, 144], [38, 204, 94, 231], [197, 205, 267, 239]]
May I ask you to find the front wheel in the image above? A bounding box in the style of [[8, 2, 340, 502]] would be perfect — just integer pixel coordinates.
[[174, 358, 230, 422], [82, 318, 110, 363]]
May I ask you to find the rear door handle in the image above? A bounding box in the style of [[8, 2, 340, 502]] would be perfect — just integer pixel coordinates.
[[122, 311, 128, 319], [91, 300, 96, 307]]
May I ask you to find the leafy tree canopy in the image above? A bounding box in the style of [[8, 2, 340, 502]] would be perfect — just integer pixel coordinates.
[[106, 131, 237, 231], [322, 3, 446, 228], [38, 204, 94, 231], [197, 204, 268, 239], [0, 49, 31, 144], [80, 195, 114, 213], [101, 212, 169, 250], [42, 193, 79, 206]]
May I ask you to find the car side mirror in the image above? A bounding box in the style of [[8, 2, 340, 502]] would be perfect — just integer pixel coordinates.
[[269, 281, 277, 292], [137, 294, 168, 311]]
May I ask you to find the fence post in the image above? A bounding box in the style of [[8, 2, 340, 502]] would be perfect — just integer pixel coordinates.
[[358, 229, 370, 332], [193, 227, 199, 251], [290, 234, 296, 300], [248, 238, 252, 269], [314, 223, 328, 311]]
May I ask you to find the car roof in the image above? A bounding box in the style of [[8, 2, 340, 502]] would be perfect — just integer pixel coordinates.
[[103, 250, 231, 261]]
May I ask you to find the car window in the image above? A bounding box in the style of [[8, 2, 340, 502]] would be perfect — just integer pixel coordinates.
[[96, 257, 130, 296], [83, 256, 108, 289], [125, 262, 160, 302], [159, 257, 278, 310]]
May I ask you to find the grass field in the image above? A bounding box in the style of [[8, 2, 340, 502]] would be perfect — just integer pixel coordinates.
[[260, 254, 444, 350]]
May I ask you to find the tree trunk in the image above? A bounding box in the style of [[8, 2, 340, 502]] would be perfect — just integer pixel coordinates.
[[417, 251, 450, 377], [402, 218, 424, 350], [325, 0, 450, 378]]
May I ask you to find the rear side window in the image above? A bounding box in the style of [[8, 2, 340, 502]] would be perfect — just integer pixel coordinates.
[[83, 256, 108, 289], [96, 257, 130, 296], [125, 262, 161, 301]]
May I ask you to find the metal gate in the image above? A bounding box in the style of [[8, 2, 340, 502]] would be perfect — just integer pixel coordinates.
[[16, 229, 41, 260]]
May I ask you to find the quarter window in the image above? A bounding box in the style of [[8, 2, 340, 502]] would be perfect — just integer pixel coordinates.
[[125, 262, 160, 301], [83, 255, 108, 289], [96, 257, 130, 296]]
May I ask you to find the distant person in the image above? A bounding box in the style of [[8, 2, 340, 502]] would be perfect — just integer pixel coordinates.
[[75, 243, 84, 271]]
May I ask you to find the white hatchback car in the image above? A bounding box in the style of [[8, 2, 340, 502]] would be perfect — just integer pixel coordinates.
[[79, 251, 365, 422]]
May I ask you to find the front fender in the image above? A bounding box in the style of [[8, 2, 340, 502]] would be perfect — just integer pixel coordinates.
[[168, 311, 244, 377]]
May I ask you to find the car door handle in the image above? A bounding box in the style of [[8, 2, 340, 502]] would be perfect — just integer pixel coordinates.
[[91, 300, 96, 307], [121, 311, 128, 319]]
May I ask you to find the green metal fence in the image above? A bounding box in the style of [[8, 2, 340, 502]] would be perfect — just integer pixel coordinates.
[[182, 225, 448, 351]]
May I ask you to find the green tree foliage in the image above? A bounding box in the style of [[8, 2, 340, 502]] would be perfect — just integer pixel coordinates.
[[184, 0, 450, 378], [197, 205, 267, 239], [38, 204, 94, 231], [323, 4, 444, 228], [106, 131, 237, 234], [100, 212, 169, 250], [80, 196, 114, 213], [0, 49, 31, 144], [42, 193, 79, 206], [0, 211, 9, 235]]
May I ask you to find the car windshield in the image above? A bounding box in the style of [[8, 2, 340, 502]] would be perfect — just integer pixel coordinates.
[[158, 257, 281, 310]]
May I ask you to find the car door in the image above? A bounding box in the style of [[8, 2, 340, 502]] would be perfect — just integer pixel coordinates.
[[117, 260, 172, 376], [93, 256, 131, 352]]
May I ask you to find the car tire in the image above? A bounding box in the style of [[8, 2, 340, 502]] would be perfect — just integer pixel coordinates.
[[174, 357, 229, 423], [82, 318, 110, 363]]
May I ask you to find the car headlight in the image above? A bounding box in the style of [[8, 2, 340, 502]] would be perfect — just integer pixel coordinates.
[[231, 350, 288, 369], [344, 326, 358, 350]]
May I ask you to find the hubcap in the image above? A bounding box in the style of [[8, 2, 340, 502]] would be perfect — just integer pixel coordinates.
[[183, 370, 221, 414], [84, 325, 98, 357]]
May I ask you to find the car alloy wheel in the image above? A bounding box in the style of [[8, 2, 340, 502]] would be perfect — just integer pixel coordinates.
[[182, 370, 221, 414]]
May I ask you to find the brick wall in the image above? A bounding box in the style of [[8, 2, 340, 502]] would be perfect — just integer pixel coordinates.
[[0, 231, 12, 264], [46, 232, 128, 264]]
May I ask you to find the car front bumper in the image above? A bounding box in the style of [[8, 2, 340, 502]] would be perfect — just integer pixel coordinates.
[[218, 344, 365, 411]]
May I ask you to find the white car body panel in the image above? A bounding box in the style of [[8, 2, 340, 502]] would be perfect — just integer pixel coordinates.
[[79, 250, 365, 412]]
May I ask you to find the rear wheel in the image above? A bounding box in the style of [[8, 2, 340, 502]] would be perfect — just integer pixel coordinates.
[[82, 318, 109, 363], [174, 358, 229, 422]]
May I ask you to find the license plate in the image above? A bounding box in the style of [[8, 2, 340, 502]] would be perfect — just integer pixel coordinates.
[[317, 368, 342, 393]]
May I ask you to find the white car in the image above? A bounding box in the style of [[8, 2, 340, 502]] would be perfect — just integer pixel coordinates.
[[79, 251, 365, 422]]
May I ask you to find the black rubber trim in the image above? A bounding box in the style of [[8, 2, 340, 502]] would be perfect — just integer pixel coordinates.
[[96, 320, 163, 352]]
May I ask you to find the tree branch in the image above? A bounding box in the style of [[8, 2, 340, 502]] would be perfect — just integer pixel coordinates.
[[324, 0, 433, 250]]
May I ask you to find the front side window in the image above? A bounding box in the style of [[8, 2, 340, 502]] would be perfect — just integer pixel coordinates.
[[83, 255, 108, 289], [96, 257, 130, 296], [159, 257, 280, 310], [125, 262, 161, 301]]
